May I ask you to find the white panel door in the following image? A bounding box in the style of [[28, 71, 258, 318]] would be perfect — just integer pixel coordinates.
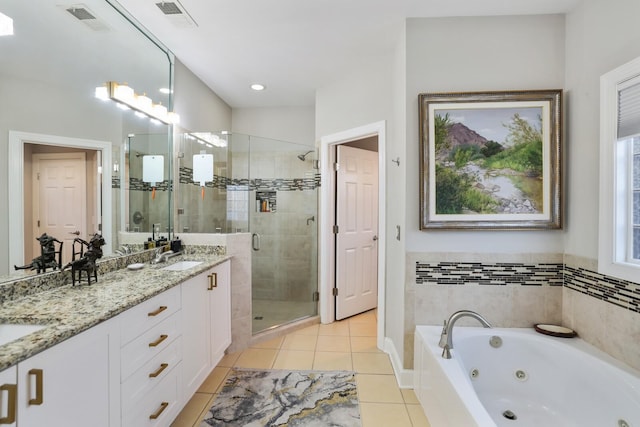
[[335, 145, 378, 320], [32, 153, 86, 264]]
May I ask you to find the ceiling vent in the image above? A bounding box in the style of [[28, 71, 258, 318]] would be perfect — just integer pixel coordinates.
[[155, 1, 197, 28], [66, 6, 95, 20], [63, 4, 110, 31]]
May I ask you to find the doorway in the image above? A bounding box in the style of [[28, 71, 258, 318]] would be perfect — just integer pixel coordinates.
[[8, 131, 113, 270], [319, 121, 386, 349]]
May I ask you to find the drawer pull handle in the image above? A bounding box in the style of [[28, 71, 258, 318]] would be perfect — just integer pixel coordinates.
[[207, 272, 217, 290], [149, 363, 169, 378], [149, 334, 168, 347], [0, 384, 17, 424], [148, 306, 168, 317], [28, 369, 43, 406], [149, 402, 169, 420]]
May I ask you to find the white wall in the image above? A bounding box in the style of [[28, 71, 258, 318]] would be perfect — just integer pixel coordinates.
[[315, 41, 405, 362], [174, 59, 232, 133], [388, 24, 409, 368], [563, 0, 640, 259], [315, 54, 396, 140], [232, 107, 315, 146], [405, 15, 566, 255]]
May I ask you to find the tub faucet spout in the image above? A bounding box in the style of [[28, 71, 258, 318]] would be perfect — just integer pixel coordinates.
[[441, 310, 492, 359]]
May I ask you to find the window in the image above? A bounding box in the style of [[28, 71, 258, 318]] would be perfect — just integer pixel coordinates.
[[599, 57, 640, 282]]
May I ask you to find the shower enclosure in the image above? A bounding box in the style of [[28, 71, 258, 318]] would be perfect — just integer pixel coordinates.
[[246, 136, 319, 333], [174, 132, 319, 334]]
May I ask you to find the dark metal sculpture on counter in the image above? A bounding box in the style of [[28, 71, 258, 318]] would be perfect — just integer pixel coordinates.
[[63, 233, 106, 286], [14, 233, 63, 273]]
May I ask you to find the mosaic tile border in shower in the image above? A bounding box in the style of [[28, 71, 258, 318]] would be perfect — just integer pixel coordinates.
[[111, 177, 172, 191], [415, 261, 564, 286], [115, 168, 322, 191], [179, 167, 321, 191], [564, 265, 640, 313]]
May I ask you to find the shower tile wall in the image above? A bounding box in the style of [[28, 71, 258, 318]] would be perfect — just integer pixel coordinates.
[[177, 178, 228, 233], [177, 138, 230, 234]]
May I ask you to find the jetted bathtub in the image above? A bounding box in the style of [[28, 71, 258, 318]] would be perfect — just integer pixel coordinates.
[[414, 325, 640, 427]]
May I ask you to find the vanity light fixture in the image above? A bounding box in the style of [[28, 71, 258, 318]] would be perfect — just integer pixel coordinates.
[[94, 82, 180, 125], [250, 83, 266, 91], [0, 12, 13, 36]]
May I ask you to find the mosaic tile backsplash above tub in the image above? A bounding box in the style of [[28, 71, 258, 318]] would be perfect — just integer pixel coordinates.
[[416, 261, 564, 286], [416, 260, 640, 314]]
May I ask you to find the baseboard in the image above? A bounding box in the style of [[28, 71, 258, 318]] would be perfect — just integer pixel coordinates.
[[384, 337, 414, 388]]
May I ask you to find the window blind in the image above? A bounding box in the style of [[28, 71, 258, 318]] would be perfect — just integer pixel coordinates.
[[618, 80, 640, 139]]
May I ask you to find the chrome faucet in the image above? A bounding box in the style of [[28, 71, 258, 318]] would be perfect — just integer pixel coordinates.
[[441, 310, 492, 359], [151, 250, 181, 264]]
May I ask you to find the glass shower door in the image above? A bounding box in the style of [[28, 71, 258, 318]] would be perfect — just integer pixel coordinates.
[[248, 136, 318, 333]]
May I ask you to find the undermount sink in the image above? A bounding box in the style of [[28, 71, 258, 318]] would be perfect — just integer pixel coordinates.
[[161, 261, 203, 271], [0, 324, 46, 346]]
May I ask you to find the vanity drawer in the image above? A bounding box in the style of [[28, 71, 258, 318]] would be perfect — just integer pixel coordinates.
[[121, 312, 181, 381], [122, 364, 181, 427], [122, 336, 182, 411], [120, 286, 181, 346]]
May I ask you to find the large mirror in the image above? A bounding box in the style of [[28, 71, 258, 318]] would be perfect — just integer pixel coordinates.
[[0, 0, 173, 278]]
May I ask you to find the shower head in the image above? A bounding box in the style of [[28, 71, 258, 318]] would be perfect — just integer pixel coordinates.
[[297, 150, 313, 161]]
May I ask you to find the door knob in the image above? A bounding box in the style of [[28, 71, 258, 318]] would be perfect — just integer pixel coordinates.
[[373, 235, 378, 241]]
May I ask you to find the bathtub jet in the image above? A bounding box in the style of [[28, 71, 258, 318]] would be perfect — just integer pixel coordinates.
[[502, 410, 517, 420]]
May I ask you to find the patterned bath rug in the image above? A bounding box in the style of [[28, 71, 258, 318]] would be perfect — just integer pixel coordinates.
[[200, 368, 362, 427]]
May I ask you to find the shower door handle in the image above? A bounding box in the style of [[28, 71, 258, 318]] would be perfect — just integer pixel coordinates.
[[252, 233, 261, 251]]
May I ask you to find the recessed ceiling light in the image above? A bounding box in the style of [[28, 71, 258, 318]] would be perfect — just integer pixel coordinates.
[[250, 83, 266, 91], [159, 88, 172, 94], [0, 12, 14, 36]]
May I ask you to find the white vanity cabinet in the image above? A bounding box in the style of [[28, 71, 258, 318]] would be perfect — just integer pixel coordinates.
[[0, 257, 232, 427], [0, 366, 17, 426], [181, 260, 231, 399], [119, 286, 182, 427], [17, 320, 115, 427]]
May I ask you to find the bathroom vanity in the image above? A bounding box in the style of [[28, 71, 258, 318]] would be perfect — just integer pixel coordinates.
[[0, 254, 231, 427]]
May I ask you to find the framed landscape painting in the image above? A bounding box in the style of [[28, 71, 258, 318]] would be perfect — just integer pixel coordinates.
[[419, 90, 562, 230]]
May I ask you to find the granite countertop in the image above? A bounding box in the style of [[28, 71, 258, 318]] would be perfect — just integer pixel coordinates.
[[0, 253, 231, 371]]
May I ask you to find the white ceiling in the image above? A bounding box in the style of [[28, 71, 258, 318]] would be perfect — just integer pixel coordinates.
[[111, 0, 581, 108]]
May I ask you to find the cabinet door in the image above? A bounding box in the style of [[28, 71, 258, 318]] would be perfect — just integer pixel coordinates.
[[0, 366, 17, 427], [181, 272, 211, 398], [18, 322, 112, 427], [209, 260, 231, 365]]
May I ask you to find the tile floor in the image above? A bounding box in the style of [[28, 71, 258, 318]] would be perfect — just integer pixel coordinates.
[[171, 309, 431, 427]]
